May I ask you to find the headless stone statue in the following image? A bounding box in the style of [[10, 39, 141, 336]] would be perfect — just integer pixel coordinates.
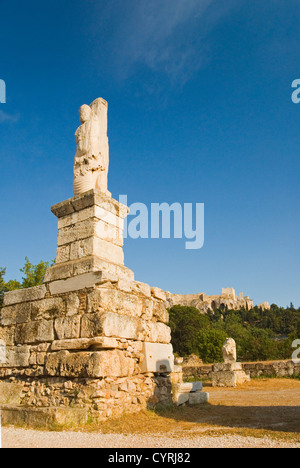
[[222, 338, 237, 363], [73, 98, 111, 197], [212, 338, 250, 387]]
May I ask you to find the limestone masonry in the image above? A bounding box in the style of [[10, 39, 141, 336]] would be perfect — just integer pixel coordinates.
[[0, 98, 208, 427]]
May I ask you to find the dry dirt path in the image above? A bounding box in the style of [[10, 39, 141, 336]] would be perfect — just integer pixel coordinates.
[[2, 427, 300, 448], [2, 379, 300, 448]]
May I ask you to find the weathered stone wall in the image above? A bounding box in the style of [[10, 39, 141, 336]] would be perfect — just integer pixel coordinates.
[[0, 276, 173, 423], [243, 360, 300, 378], [183, 360, 300, 380]]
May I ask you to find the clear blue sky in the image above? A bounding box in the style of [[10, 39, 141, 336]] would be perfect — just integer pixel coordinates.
[[0, 0, 299, 307]]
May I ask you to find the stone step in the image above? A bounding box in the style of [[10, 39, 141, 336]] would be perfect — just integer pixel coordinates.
[[1, 405, 88, 430], [173, 390, 209, 406], [189, 392, 209, 405], [173, 381, 203, 394]]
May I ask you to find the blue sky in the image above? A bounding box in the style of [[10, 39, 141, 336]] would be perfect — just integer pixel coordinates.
[[0, 0, 299, 307]]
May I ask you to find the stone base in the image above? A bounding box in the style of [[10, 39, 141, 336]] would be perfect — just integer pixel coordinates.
[[172, 381, 209, 406], [188, 392, 209, 405], [0, 372, 173, 427], [44, 190, 135, 286], [1, 405, 89, 430], [0, 189, 177, 425], [211, 362, 250, 387], [0, 268, 174, 424], [1, 376, 174, 430], [49, 190, 130, 277]]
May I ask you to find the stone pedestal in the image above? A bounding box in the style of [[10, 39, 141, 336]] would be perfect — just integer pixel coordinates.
[[44, 190, 134, 284], [211, 362, 250, 388], [0, 191, 175, 427], [172, 382, 209, 406]]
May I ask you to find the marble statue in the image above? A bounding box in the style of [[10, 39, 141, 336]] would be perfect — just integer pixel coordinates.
[[222, 338, 237, 363], [73, 98, 110, 197]]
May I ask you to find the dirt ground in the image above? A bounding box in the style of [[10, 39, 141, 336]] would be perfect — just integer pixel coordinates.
[[2, 379, 300, 448]]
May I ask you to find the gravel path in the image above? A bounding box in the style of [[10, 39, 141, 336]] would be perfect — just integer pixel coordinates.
[[2, 427, 299, 449]]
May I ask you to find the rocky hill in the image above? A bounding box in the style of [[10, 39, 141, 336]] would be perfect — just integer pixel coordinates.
[[165, 287, 270, 313]]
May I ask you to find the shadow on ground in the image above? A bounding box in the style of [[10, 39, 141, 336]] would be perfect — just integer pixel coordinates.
[[154, 403, 300, 434], [151, 379, 300, 435]]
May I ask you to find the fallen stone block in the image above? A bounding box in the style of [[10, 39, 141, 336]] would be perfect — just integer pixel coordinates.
[[173, 382, 203, 394], [173, 392, 190, 406], [188, 392, 209, 405]]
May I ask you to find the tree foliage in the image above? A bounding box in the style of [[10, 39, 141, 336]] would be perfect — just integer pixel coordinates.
[[169, 304, 300, 363], [0, 258, 53, 307], [20, 257, 51, 289], [169, 306, 210, 356]]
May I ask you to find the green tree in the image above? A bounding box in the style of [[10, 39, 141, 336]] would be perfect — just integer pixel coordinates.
[[0, 258, 53, 307], [20, 257, 51, 289], [0, 267, 21, 307], [169, 304, 300, 363], [169, 306, 210, 356], [0, 267, 7, 307], [196, 328, 227, 363]]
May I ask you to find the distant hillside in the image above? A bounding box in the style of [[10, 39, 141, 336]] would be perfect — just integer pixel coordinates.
[[165, 287, 270, 314]]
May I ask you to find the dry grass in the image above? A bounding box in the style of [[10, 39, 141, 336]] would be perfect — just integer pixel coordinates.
[[94, 379, 300, 443], [3, 379, 300, 444]]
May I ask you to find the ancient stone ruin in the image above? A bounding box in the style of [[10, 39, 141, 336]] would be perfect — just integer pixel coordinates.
[[0, 98, 180, 427], [211, 338, 250, 387], [166, 287, 270, 313]]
